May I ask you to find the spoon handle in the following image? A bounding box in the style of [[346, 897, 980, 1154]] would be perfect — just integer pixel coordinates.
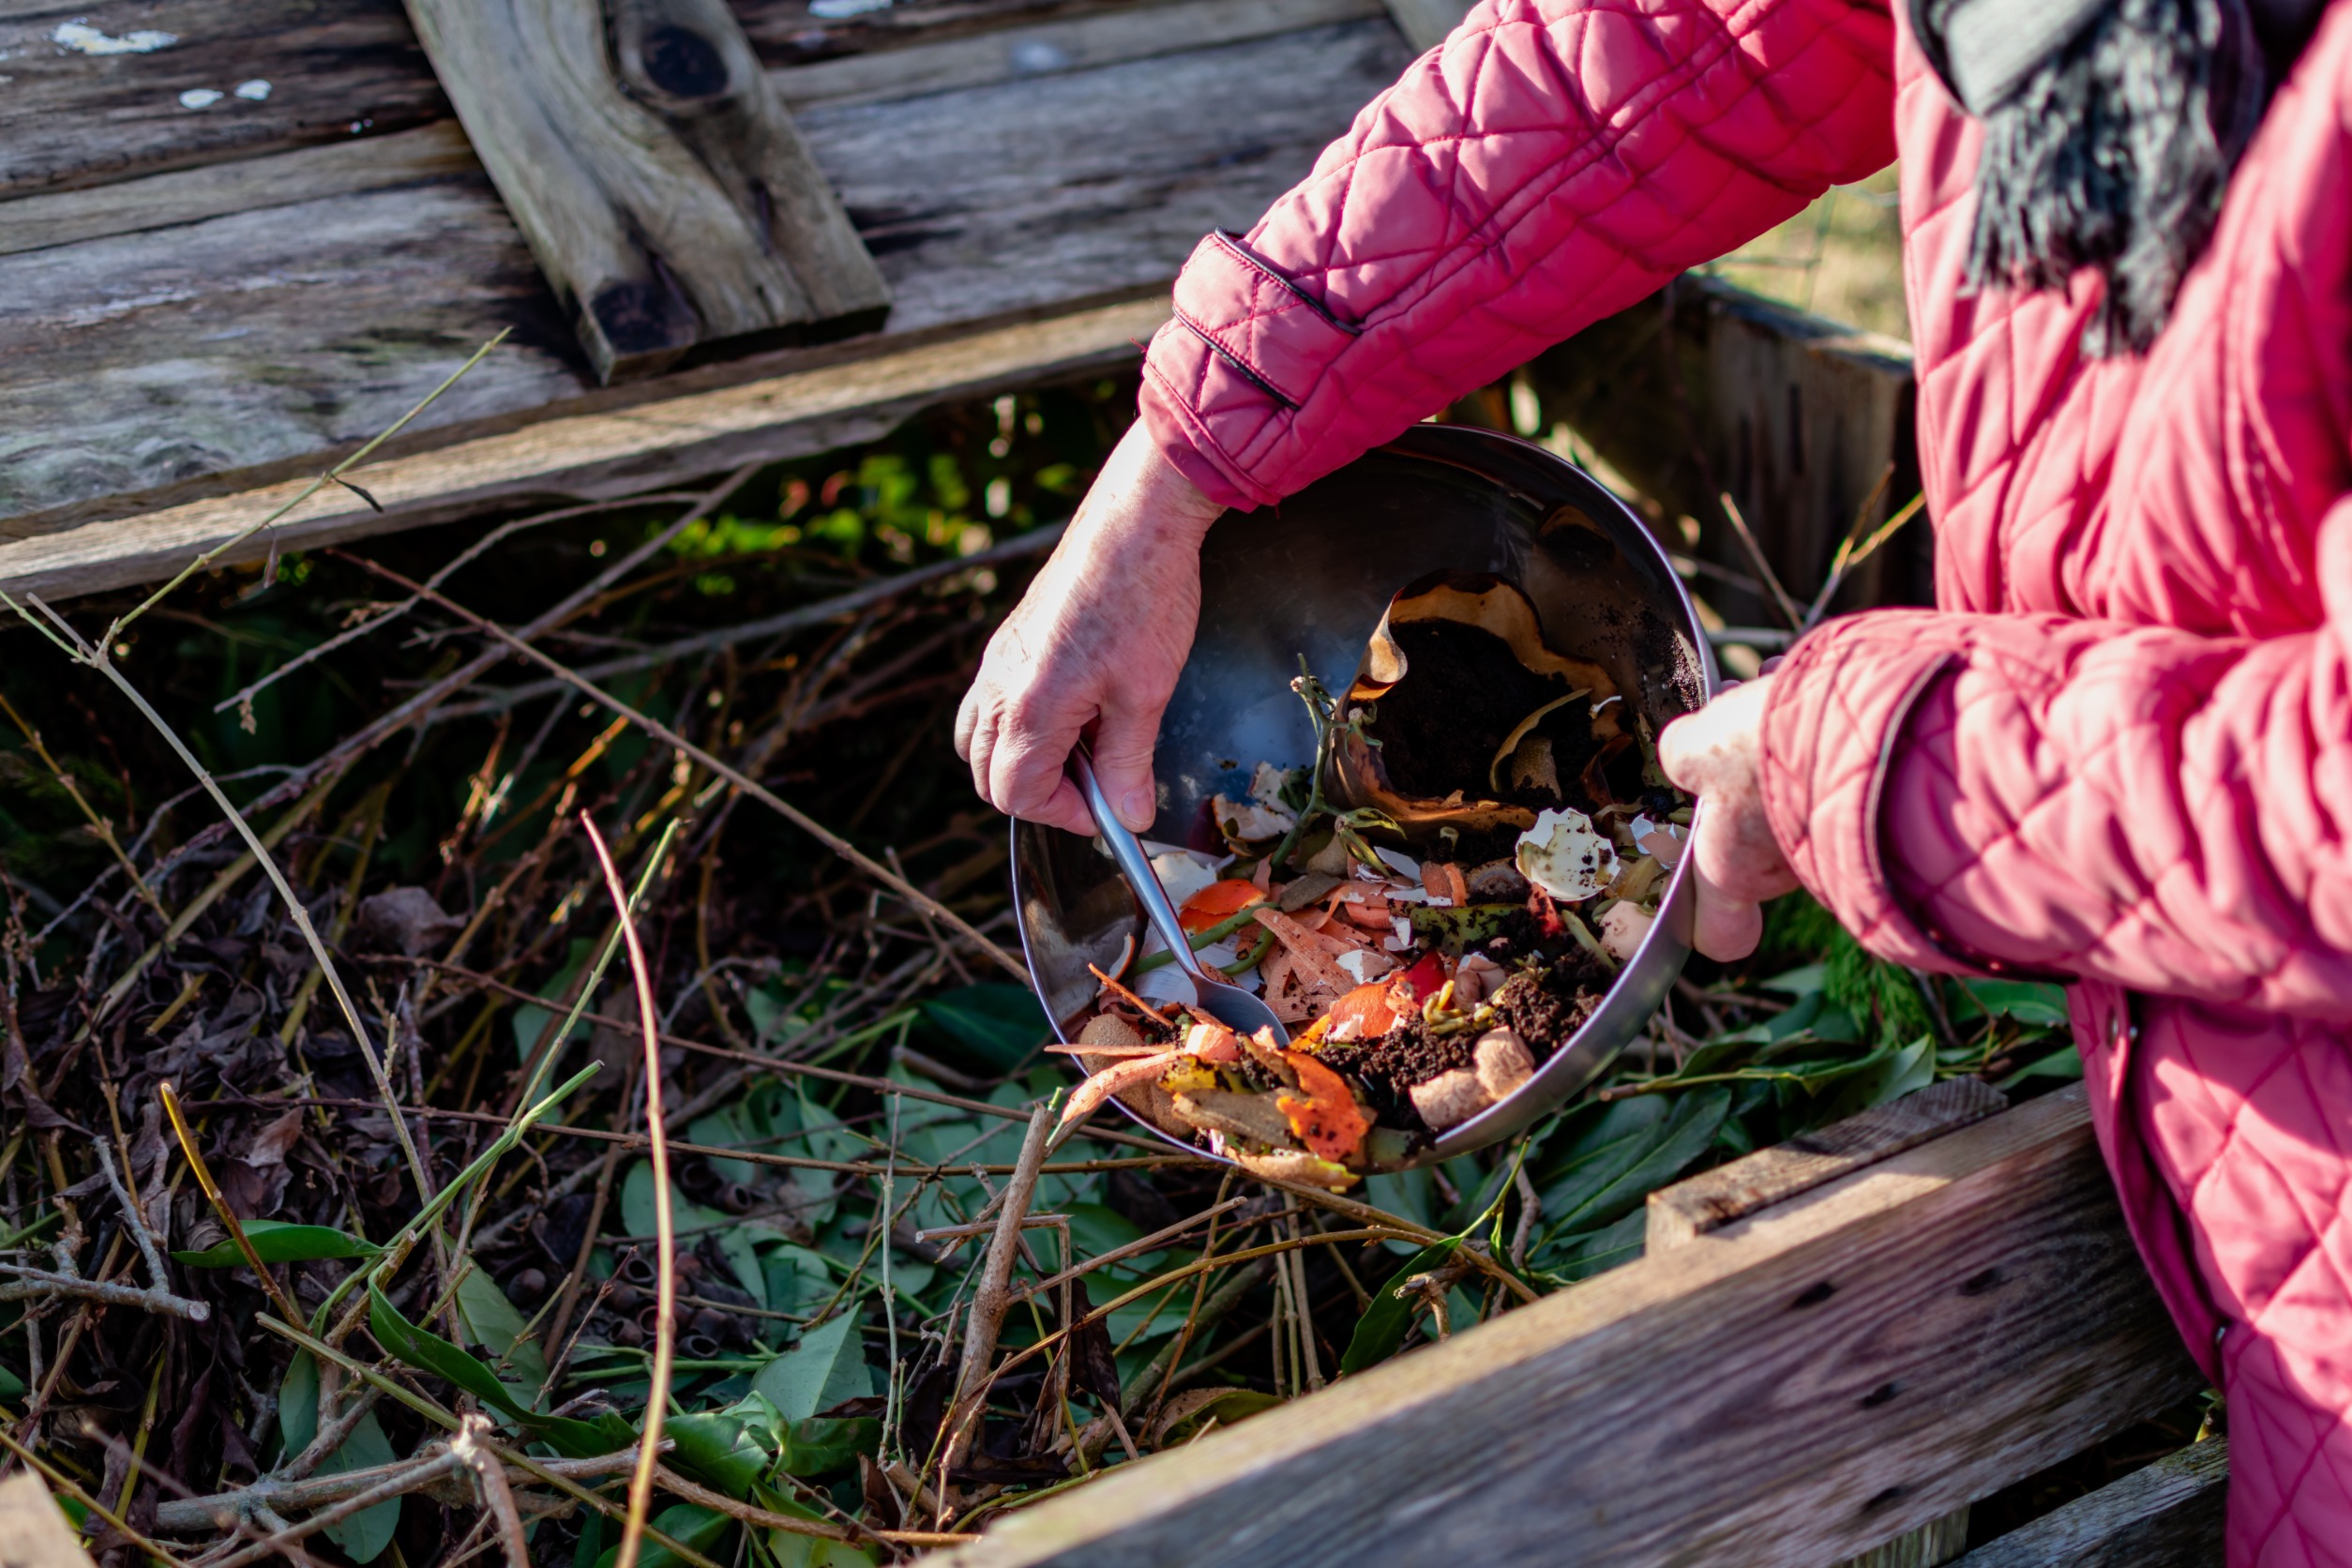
[[1070, 751, 1210, 986]]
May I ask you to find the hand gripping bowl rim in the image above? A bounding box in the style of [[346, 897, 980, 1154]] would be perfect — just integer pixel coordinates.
[[1008, 424, 1722, 1170]]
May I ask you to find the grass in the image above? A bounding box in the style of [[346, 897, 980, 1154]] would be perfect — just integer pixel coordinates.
[[0, 355, 2076, 1566]]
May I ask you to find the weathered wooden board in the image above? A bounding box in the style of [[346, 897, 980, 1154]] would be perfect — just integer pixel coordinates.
[[1953, 1440, 2227, 1568], [1529, 275, 1929, 624], [1649, 1078, 2009, 1250], [0, 0, 1138, 201], [0, 1, 446, 199], [1381, 0, 1475, 51], [0, 296, 1165, 599], [402, 0, 889, 383], [0, 0, 1380, 260], [0, 16, 1411, 540], [935, 1086, 2204, 1567]]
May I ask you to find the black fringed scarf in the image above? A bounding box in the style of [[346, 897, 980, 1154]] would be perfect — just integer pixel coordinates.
[[1914, 0, 2329, 355]]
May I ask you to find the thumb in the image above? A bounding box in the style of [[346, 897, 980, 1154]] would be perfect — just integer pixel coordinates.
[[1088, 701, 1164, 835]]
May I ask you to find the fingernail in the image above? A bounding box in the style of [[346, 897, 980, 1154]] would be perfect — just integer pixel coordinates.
[[1121, 789, 1154, 829]]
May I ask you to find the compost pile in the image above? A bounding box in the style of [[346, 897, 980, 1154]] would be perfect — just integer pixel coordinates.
[[1065, 572, 1692, 1189], [0, 369, 2059, 1567]]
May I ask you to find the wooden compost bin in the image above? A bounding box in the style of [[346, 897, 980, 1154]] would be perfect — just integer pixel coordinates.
[[0, 3, 2224, 1562]]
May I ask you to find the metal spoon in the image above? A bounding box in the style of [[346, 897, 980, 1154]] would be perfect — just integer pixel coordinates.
[[1069, 750, 1289, 1045]]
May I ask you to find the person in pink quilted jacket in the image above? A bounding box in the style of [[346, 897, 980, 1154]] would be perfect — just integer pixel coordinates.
[[957, 0, 2351, 1556]]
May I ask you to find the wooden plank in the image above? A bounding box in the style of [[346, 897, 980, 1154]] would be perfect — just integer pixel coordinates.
[[1381, 0, 1475, 51], [0, 0, 1384, 261], [934, 1085, 2204, 1567], [1648, 1078, 2010, 1250], [0, 122, 478, 258], [0, 1471, 97, 1568], [774, 0, 1380, 108], [1528, 275, 1930, 625], [1953, 1440, 2227, 1568], [401, 0, 888, 383], [0, 296, 1166, 600], [0, 1, 448, 200], [1645, 1081, 2009, 1568], [0, 17, 1410, 539], [0, 0, 1136, 203]]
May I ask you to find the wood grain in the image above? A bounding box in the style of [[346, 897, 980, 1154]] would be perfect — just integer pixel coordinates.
[[0, 1, 448, 200], [402, 0, 887, 382], [0, 0, 1385, 260], [0, 297, 1166, 600], [1648, 1078, 2009, 1250], [933, 1086, 2205, 1567], [0, 0, 1148, 203], [0, 18, 1408, 535], [1380, 0, 1476, 51], [0, 1472, 97, 1568], [1952, 1440, 2227, 1568], [1529, 275, 1932, 622]]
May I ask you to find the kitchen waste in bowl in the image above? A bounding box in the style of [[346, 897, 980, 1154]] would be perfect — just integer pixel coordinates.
[[1011, 425, 1719, 1184]]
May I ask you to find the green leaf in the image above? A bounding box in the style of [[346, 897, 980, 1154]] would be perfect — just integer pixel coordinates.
[[761, 1244, 837, 1320], [754, 1485, 878, 1568], [1537, 1089, 1731, 1238], [1539, 1207, 1650, 1284], [279, 1351, 400, 1562], [751, 1308, 870, 1423], [778, 1416, 881, 1479], [172, 1220, 380, 1267], [1998, 1042, 2084, 1088], [594, 1503, 733, 1568], [1339, 1237, 1460, 1375], [1810, 1037, 1936, 1125], [457, 1267, 550, 1396], [664, 1410, 774, 1500], [916, 984, 1048, 1071], [368, 1285, 608, 1456], [1958, 978, 2072, 1030]]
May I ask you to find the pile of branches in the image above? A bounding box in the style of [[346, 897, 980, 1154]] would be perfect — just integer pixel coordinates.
[[0, 369, 2072, 1568]]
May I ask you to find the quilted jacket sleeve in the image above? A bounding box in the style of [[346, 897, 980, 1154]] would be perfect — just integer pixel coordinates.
[[1137, 0, 1898, 508], [1763, 498, 2352, 1020]]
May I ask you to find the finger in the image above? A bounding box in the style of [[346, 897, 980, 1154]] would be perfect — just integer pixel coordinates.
[[988, 709, 1089, 828], [1086, 694, 1165, 834], [1655, 709, 1714, 795], [1691, 867, 1764, 961], [953, 680, 984, 764], [963, 695, 1000, 805], [1020, 776, 1097, 837]]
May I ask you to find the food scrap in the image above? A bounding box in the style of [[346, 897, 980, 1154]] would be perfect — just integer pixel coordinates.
[[1063, 570, 1692, 1183]]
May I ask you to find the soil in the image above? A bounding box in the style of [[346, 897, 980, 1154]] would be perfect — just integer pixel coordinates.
[[1322, 942, 1610, 1136]]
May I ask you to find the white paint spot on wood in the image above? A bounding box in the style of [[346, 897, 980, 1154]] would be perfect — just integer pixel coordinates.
[[178, 87, 223, 109], [53, 22, 179, 54], [234, 79, 272, 100]]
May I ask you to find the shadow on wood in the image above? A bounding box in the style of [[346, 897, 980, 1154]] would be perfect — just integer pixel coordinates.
[[403, 0, 889, 383]]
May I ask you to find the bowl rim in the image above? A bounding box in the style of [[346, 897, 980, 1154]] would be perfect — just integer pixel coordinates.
[[1008, 424, 1723, 1170]]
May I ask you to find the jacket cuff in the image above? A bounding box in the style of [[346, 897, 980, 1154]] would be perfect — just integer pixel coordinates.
[[1138, 232, 1364, 510], [1759, 612, 1968, 971]]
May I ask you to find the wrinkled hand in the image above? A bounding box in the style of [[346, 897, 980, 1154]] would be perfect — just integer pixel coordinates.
[[955, 424, 1226, 837], [1657, 674, 1799, 960]]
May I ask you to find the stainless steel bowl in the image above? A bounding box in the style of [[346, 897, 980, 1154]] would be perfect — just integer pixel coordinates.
[[1010, 424, 1720, 1165]]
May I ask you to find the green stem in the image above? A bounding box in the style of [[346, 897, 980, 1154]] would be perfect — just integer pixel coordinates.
[[1131, 904, 1265, 972]]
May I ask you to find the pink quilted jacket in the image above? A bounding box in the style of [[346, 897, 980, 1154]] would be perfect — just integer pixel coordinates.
[[1136, 0, 2352, 1559]]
